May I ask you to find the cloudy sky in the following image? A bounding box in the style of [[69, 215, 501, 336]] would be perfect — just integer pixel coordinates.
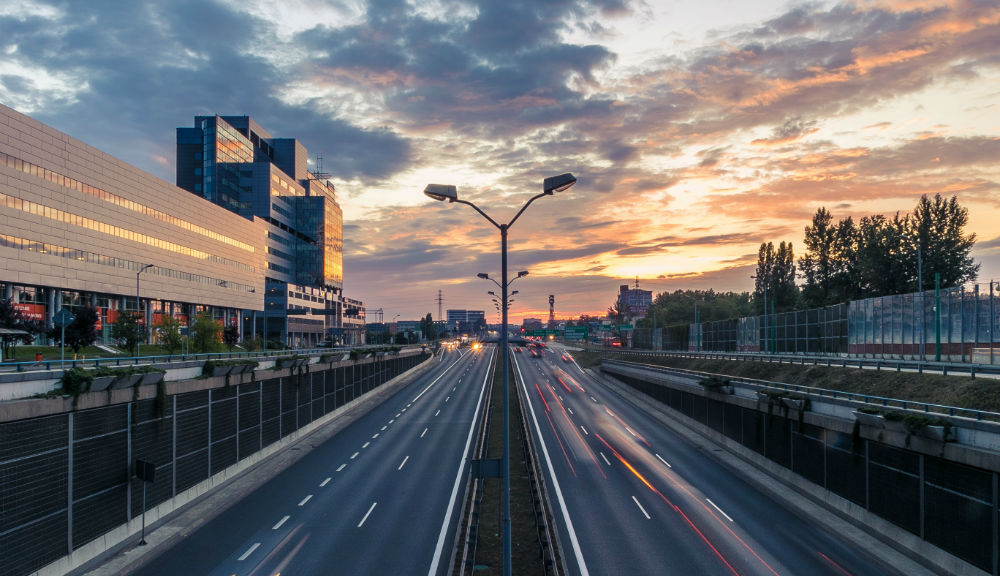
[[2, 0, 998, 323]]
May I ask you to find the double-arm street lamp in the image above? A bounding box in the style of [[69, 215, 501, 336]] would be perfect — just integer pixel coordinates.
[[424, 173, 576, 576]]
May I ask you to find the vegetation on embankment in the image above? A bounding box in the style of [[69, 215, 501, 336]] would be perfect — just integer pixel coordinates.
[[571, 348, 1000, 413]]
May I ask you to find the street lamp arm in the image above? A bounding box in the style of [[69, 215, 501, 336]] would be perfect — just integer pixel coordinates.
[[507, 191, 550, 229], [454, 198, 502, 229]]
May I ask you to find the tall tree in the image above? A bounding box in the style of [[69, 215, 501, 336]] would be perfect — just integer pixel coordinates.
[[909, 193, 978, 289], [47, 306, 99, 353], [799, 208, 837, 308], [110, 312, 143, 355], [755, 242, 798, 313], [190, 312, 222, 353]]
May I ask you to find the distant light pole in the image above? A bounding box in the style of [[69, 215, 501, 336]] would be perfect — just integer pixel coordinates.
[[424, 173, 575, 576], [136, 263, 153, 357], [751, 274, 767, 353]]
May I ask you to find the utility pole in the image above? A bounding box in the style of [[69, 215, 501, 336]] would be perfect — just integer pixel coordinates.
[[437, 289, 443, 322]]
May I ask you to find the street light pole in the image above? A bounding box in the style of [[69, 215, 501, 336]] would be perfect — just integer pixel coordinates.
[[136, 264, 153, 357], [425, 173, 575, 576]]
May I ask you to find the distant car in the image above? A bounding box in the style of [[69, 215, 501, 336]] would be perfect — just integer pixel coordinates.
[[530, 348, 540, 358], [561, 354, 571, 362], [611, 341, 622, 347]]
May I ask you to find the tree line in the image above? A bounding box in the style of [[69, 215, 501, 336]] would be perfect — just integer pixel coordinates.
[[612, 193, 979, 329]]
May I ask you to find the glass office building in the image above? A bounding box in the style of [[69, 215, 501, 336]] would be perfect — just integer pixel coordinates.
[[177, 116, 346, 346]]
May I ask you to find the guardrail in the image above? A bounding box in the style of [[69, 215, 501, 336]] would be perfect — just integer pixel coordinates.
[[602, 358, 1000, 423], [0, 344, 429, 373], [600, 348, 1000, 379]]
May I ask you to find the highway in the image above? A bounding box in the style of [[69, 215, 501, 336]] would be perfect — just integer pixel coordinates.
[[516, 342, 908, 576], [130, 346, 492, 576]]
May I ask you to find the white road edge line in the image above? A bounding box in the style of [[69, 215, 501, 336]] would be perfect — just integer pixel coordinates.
[[238, 542, 261, 561], [398, 455, 409, 470], [320, 477, 331, 487], [272, 515, 290, 530], [632, 496, 651, 519], [706, 498, 734, 522], [358, 502, 377, 527], [428, 347, 494, 576], [655, 454, 672, 468], [298, 494, 313, 506], [514, 353, 591, 576]]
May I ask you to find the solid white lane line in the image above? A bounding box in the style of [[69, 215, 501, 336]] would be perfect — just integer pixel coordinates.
[[238, 542, 261, 561], [632, 496, 651, 520], [298, 494, 313, 506], [350, 452, 359, 459], [337, 463, 347, 472], [381, 425, 387, 431], [363, 442, 370, 449], [435, 409, 441, 417], [272, 515, 290, 530], [599, 452, 611, 466], [428, 346, 494, 576], [398, 455, 409, 470], [320, 477, 331, 487], [420, 427, 428, 438], [580, 425, 589, 435], [514, 355, 590, 576], [655, 454, 672, 468], [358, 502, 377, 527], [372, 433, 379, 439], [706, 498, 734, 522]]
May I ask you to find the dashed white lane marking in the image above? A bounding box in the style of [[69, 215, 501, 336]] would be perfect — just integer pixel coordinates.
[[435, 409, 441, 417], [420, 427, 428, 438], [363, 442, 370, 449], [445, 396, 450, 402], [298, 494, 313, 506], [655, 454, 672, 468], [599, 452, 611, 466], [337, 464, 347, 472], [632, 496, 651, 519], [706, 498, 734, 522], [580, 425, 589, 435], [590, 395, 598, 403], [381, 425, 387, 431], [272, 515, 290, 530], [567, 407, 574, 415], [402, 408, 407, 412], [350, 452, 360, 459], [358, 502, 377, 527], [320, 477, 331, 487], [389, 419, 395, 424], [398, 456, 409, 470], [372, 433, 379, 439], [396, 413, 401, 418], [238, 542, 260, 561]]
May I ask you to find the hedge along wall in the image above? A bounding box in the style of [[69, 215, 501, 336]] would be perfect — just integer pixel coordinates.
[[0, 352, 428, 576], [604, 364, 998, 575]]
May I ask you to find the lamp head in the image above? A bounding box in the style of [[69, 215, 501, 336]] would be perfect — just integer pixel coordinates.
[[543, 173, 576, 195], [488, 290, 496, 296], [477, 273, 490, 280], [511, 290, 519, 296], [424, 184, 458, 202], [517, 270, 529, 279]]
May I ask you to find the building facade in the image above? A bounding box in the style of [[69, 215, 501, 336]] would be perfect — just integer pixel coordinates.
[[617, 284, 652, 319], [177, 115, 346, 346], [0, 104, 265, 345]]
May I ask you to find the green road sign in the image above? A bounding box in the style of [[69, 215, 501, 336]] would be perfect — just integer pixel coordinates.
[[564, 326, 588, 336], [600, 324, 613, 330], [618, 324, 633, 330]]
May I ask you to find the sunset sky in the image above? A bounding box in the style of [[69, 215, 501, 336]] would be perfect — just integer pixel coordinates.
[[2, 0, 998, 323]]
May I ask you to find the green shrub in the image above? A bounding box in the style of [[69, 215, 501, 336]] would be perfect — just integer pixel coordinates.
[[60, 368, 93, 396]]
